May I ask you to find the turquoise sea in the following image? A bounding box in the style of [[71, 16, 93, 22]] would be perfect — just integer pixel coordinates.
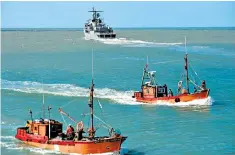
[[1, 28, 235, 155]]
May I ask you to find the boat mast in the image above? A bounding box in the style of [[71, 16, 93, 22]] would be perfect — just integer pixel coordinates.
[[184, 36, 189, 93], [89, 7, 103, 25], [88, 51, 95, 138], [141, 56, 149, 87]]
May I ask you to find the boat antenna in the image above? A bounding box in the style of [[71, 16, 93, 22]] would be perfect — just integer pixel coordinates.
[[146, 55, 149, 69], [184, 36, 189, 93], [88, 50, 95, 138], [29, 109, 33, 122], [42, 79, 45, 118], [48, 106, 52, 119], [92, 49, 94, 79], [185, 36, 187, 54], [48, 106, 52, 139]]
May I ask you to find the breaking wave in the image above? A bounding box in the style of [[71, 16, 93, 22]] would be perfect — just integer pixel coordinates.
[[2, 79, 212, 106]]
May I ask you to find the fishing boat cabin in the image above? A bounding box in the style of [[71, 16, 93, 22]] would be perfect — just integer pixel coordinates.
[[16, 118, 63, 142]]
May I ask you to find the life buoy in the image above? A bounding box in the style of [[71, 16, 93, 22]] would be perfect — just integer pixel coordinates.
[[175, 98, 180, 103]]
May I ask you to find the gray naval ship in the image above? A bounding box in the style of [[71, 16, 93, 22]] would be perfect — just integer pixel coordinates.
[[84, 7, 116, 40]]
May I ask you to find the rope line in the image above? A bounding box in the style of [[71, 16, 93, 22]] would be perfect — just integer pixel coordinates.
[[189, 63, 201, 81], [93, 114, 112, 129], [60, 113, 68, 127], [96, 98, 107, 123], [189, 79, 203, 90], [61, 98, 78, 108]]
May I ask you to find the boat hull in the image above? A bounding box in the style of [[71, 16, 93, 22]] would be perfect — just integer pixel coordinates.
[[84, 30, 116, 40], [22, 140, 122, 154], [134, 89, 210, 104], [15, 128, 126, 154]]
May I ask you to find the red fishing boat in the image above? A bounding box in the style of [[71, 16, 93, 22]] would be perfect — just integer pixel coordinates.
[[15, 55, 127, 154], [133, 38, 210, 104]]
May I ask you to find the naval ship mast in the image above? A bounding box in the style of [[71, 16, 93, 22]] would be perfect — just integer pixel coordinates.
[[89, 7, 103, 21]]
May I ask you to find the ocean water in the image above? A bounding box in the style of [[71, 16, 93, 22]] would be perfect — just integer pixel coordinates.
[[1, 28, 235, 155]]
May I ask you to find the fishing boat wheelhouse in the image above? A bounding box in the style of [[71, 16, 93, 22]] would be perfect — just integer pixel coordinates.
[[133, 37, 210, 104]]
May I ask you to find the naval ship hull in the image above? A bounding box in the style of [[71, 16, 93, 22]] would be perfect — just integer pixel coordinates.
[[84, 30, 116, 40]]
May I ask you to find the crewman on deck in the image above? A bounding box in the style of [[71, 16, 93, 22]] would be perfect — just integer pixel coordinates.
[[77, 127, 85, 141], [75, 121, 85, 141], [25, 120, 32, 133], [66, 124, 75, 140], [181, 88, 188, 94], [202, 80, 206, 90], [114, 129, 121, 138], [178, 81, 183, 94], [88, 128, 96, 139], [168, 89, 173, 97]]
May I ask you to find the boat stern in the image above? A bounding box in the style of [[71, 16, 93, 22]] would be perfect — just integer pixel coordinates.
[[133, 91, 142, 98], [15, 127, 28, 141]]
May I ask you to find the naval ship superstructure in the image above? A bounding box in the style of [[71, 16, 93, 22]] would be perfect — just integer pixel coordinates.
[[84, 7, 116, 40]]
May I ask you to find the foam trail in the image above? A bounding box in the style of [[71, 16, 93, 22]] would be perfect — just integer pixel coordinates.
[[1, 79, 138, 105], [2, 80, 212, 106], [87, 37, 182, 47], [151, 96, 213, 107], [0, 136, 59, 154]]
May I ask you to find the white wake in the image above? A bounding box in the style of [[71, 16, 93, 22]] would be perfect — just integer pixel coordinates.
[[86, 37, 182, 47], [2, 80, 212, 106]]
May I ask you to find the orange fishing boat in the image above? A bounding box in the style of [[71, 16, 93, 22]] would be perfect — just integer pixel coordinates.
[[133, 38, 210, 104], [15, 54, 127, 154]]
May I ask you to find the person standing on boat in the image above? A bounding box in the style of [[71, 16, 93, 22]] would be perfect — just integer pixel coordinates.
[[178, 81, 183, 94], [75, 121, 85, 141], [202, 80, 206, 90], [88, 127, 96, 139], [66, 124, 75, 140], [25, 120, 32, 133], [168, 89, 173, 97]]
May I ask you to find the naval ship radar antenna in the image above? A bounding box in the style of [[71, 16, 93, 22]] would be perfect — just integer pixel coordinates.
[[88, 7, 103, 20]]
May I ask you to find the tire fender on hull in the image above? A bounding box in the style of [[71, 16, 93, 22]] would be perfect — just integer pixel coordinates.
[[175, 98, 180, 103]]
